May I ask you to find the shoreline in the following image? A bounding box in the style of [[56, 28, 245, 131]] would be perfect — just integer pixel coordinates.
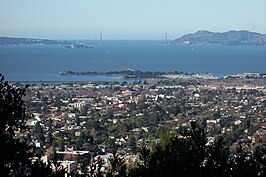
[[59, 70, 266, 80]]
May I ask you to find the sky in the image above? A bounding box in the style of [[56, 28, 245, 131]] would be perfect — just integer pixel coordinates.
[[0, 0, 266, 40]]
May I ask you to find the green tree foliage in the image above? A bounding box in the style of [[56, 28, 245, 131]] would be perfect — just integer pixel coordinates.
[[76, 116, 81, 126], [57, 134, 65, 151], [230, 147, 258, 177], [204, 137, 230, 177], [0, 75, 65, 176], [77, 156, 104, 177], [129, 122, 265, 177], [127, 135, 137, 153], [106, 151, 127, 177], [253, 145, 266, 176], [46, 119, 53, 146], [0, 74, 32, 176], [75, 151, 126, 177], [34, 121, 45, 144]]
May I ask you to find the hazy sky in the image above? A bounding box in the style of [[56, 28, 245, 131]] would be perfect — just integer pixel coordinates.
[[1, 0, 265, 39]]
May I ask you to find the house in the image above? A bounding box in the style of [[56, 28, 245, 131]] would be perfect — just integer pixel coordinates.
[[58, 160, 77, 173], [26, 119, 38, 126]]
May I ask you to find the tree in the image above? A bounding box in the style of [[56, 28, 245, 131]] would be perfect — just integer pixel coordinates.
[[128, 135, 137, 153], [46, 119, 53, 145], [76, 116, 81, 126], [90, 127, 97, 140], [0, 74, 32, 176], [129, 122, 208, 177], [34, 121, 45, 144], [36, 90, 41, 99], [58, 135, 65, 151], [0, 75, 68, 176], [128, 122, 266, 177], [204, 137, 230, 177], [106, 151, 127, 177], [253, 145, 266, 176]]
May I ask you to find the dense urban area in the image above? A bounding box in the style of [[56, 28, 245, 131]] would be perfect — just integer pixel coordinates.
[[1, 72, 266, 176]]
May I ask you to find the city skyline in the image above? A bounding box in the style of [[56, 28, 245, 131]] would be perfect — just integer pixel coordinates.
[[1, 0, 266, 39]]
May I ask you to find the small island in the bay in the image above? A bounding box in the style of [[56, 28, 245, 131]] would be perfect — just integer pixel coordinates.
[[173, 30, 266, 46], [60, 70, 266, 79]]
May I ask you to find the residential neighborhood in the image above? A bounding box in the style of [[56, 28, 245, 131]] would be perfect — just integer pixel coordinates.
[[18, 76, 266, 174]]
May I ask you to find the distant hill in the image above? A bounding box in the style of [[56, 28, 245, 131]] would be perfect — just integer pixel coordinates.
[[173, 30, 266, 46], [0, 37, 71, 45]]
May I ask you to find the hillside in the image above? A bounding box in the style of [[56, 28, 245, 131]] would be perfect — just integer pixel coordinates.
[[173, 30, 266, 46], [0, 37, 70, 45]]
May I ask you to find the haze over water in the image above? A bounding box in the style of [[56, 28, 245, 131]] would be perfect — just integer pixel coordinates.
[[0, 40, 266, 81]]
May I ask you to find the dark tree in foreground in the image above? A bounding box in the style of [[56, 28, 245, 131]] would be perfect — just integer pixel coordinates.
[[128, 122, 265, 177], [129, 122, 208, 177], [106, 151, 127, 177], [0, 74, 32, 176], [0, 74, 64, 177], [74, 151, 126, 177]]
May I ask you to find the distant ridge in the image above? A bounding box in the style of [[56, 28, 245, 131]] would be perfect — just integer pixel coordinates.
[[0, 37, 70, 45], [173, 30, 266, 46]]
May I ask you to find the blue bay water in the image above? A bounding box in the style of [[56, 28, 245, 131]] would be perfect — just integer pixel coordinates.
[[0, 40, 266, 81]]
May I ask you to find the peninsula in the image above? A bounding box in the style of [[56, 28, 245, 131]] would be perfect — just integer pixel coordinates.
[[0, 37, 71, 46], [173, 30, 266, 46], [60, 70, 266, 79]]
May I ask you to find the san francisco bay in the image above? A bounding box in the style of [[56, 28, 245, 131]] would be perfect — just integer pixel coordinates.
[[0, 40, 266, 81]]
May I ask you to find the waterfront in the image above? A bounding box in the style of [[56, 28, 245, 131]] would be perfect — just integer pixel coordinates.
[[0, 41, 266, 81]]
